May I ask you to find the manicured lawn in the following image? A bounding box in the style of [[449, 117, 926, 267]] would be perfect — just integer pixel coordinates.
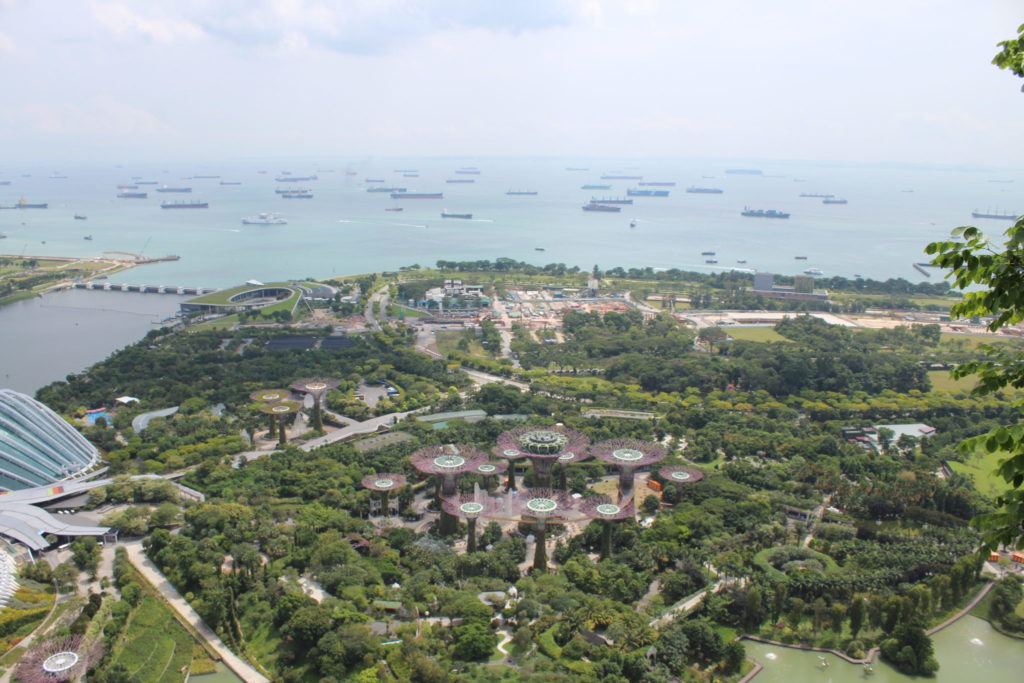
[[725, 327, 789, 343], [927, 369, 976, 393], [948, 448, 1011, 498], [111, 595, 195, 683]]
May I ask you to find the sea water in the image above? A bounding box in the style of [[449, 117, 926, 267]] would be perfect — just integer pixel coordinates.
[[1, 157, 1020, 289]]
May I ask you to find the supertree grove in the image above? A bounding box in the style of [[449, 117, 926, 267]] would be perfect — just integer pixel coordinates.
[[495, 426, 590, 490], [410, 445, 488, 535]]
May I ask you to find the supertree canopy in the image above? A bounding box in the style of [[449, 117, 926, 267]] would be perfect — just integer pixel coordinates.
[[495, 426, 590, 489], [591, 438, 666, 498], [289, 377, 340, 431], [259, 400, 301, 446], [361, 473, 407, 520], [410, 445, 488, 535], [250, 389, 291, 403], [580, 494, 636, 558], [15, 635, 102, 683], [485, 487, 581, 572], [442, 492, 501, 552], [658, 465, 704, 504], [470, 460, 508, 491]]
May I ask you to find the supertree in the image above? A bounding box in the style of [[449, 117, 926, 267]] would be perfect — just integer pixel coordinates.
[[580, 495, 636, 559], [470, 460, 508, 492], [250, 388, 291, 438], [495, 426, 590, 490], [361, 473, 407, 520], [410, 445, 488, 535], [259, 400, 301, 446], [15, 635, 103, 683], [290, 377, 340, 432], [658, 465, 704, 503], [442, 492, 501, 552], [485, 487, 581, 572], [592, 438, 667, 500], [554, 449, 592, 491]]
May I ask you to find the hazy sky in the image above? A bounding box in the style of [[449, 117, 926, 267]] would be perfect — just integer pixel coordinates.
[[0, 0, 1020, 165]]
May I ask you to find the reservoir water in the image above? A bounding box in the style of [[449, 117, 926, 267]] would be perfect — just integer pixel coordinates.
[[744, 615, 1024, 682], [0, 289, 187, 394]]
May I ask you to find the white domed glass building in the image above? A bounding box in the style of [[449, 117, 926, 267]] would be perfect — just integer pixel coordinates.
[[0, 390, 100, 490]]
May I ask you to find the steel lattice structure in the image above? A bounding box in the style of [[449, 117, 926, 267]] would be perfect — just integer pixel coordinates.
[[481, 487, 583, 572], [441, 492, 502, 552], [15, 635, 102, 683], [361, 473, 407, 492], [658, 465, 704, 487], [580, 494, 636, 558], [410, 445, 489, 535], [289, 377, 340, 431], [591, 438, 667, 497], [495, 426, 590, 489]]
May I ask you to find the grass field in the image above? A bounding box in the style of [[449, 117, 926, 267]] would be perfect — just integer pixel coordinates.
[[111, 595, 195, 683], [435, 329, 490, 359], [927, 369, 977, 393], [725, 327, 789, 343], [948, 448, 1011, 498]]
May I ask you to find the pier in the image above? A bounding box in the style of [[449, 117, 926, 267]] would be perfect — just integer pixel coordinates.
[[72, 282, 216, 296]]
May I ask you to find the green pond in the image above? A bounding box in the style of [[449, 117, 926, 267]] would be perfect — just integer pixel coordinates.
[[186, 661, 244, 683], [744, 616, 1024, 682]]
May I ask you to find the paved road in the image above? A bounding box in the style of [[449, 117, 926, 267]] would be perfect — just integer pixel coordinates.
[[461, 368, 529, 391], [300, 410, 414, 451], [123, 542, 270, 683]]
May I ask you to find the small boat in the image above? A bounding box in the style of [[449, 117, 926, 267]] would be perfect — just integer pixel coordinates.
[[823, 197, 848, 204], [74, 214, 87, 220], [242, 213, 287, 225], [385, 207, 404, 212], [737, 259, 747, 264], [804, 268, 823, 275], [701, 250, 716, 256], [705, 259, 718, 264], [83, 235, 93, 241], [794, 256, 808, 260], [535, 247, 545, 251], [629, 220, 637, 228]]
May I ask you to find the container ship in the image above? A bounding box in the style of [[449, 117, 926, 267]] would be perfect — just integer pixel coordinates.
[[741, 208, 790, 218], [161, 200, 208, 208], [118, 192, 147, 199], [581, 184, 611, 190], [686, 187, 724, 194], [590, 197, 633, 205], [823, 197, 848, 205], [971, 210, 1018, 220], [441, 210, 473, 219], [506, 190, 538, 195], [393, 192, 442, 199], [367, 187, 406, 193], [135, 180, 157, 185], [639, 181, 676, 187], [601, 175, 642, 180], [583, 203, 621, 212], [627, 189, 669, 197], [157, 186, 192, 193], [799, 193, 834, 198], [275, 175, 316, 182]]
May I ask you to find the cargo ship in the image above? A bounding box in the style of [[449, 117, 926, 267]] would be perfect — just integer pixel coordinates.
[[276, 188, 309, 194], [393, 192, 442, 199], [117, 192, 147, 199], [601, 175, 643, 180], [799, 193, 834, 198], [455, 169, 480, 175], [726, 169, 762, 175], [627, 189, 669, 197], [701, 251, 716, 256], [74, 214, 87, 220], [446, 179, 475, 183], [581, 184, 611, 190], [193, 175, 220, 179], [281, 193, 313, 199], [403, 173, 419, 178], [161, 200, 208, 208], [394, 169, 418, 173], [590, 197, 633, 205], [242, 213, 287, 224], [639, 181, 676, 187], [804, 268, 824, 275], [582, 203, 621, 212], [971, 210, 1018, 220], [385, 207, 404, 212], [157, 186, 192, 193], [686, 187, 724, 194], [822, 197, 848, 205], [0, 180, 10, 185], [275, 175, 317, 182], [565, 167, 589, 171], [116, 184, 138, 190], [741, 208, 790, 218], [13, 198, 48, 208], [367, 187, 406, 193], [441, 210, 473, 219], [135, 180, 157, 185], [506, 190, 538, 195], [220, 181, 242, 186], [365, 179, 386, 183]]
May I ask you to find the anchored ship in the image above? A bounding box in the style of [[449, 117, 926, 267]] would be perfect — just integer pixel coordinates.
[[582, 203, 621, 212], [275, 175, 317, 182], [506, 190, 538, 195], [590, 197, 633, 205], [393, 192, 442, 199], [367, 187, 406, 193], [627, 189, 669, 197], [971, 210, 1018, 220], [581, 184, 612, 190], [822, 197, 848, 204], [446, 179, 475, 183], [799, 193, 834, 198], [117, 192, 147, 199], [242, 213, 287, 224], [156, 186, 192, 193], [14, 198, 48, 208], [441, 210, 473, 219], [741, 208, 790, 218], [686, 187, 724, 194], [161, 200, 208, 208], [601, 175, 642, 180], [281, 193, 313, 199], [639, 181, 676, 187]]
